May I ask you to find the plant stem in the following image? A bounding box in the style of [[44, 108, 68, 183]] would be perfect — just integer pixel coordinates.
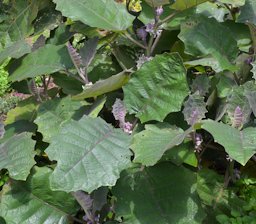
[[158, 11, 177, 26], [150, 30, 162, 54], [123, 33, 147, 49]]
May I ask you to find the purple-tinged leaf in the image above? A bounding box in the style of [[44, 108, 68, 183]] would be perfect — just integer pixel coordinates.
[[67, 42, 82, 68], [226, 85, 251, 126], [72, 191, 94, 222], [182, 92, 207, 126], [80, 37, 98, 68], [112, 99, 126, 124], [232, 106, 243, 129], [191, 74, 210, 96]]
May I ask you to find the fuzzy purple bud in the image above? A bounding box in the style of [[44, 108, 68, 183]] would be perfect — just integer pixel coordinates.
[[233, 106, 243, 128], [136, 27, 147, 41], [156, 6, 164, 16], [244, 57, 253, 65], [145, 23, 154, 33]]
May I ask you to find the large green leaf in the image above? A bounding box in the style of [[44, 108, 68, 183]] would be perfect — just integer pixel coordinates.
[[72, 71, 130, 100], [112, 162, 205, 224], [34, 97, 82, 143], [202, 120, 256, 165], [8, 44, 73, 82], [0, 133, 35, 180], [132, 123, 188, 166], [237, 0, 256, 25], [53, 0, 134, 30], [45, 116, 132, 193], [178, 16, 238, 71], [0, 167, 79, 224], [123, 53, 189, 123]]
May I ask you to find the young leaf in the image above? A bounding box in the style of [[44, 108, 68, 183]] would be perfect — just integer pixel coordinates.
[[112, 162, 205, 223], [226, 85, 251, 127], [202, 120, 256, 166], [0, 167, 79, 224], [80, 37, 98, 68], [0, 133, 36, 180], [178, 16, 238, 71], [182, 92, 207, 125], [132, 123, 189, 166], [72, 71, 130, 100], [53, 0, 134, 30], [45, 116, 132, 193], [123, 53, 189, 123]]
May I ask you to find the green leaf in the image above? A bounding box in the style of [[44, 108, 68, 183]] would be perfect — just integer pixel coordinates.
[[0, 121, 37, 144], [185, 57, 223, 73], [52, 73, 83, 95], [112, 162, 205, 224], [0, 0, 39, 44], [34, 97, 82, 143], [0, 39, 31, 63], [132, 123, 188, 166], [8, 44, 73, 82], [161, 142, 198, 167], [202, 120, 256, 165], [178, 16, 238, 71], [237, 0, 256, 25], [45, 116, 132, 193], [5, 97, 39, 125], [72, 71, 130, 100], [0, 132, 35, 180], [123, 53, 189, 123], [197, 168, 227, 207], [0, 167, 79, 224], [53, 0, 134, 30], [171, 0, 208, 10]]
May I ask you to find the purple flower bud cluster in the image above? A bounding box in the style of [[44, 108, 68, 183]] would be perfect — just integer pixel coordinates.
[[244, 56, 253, 65], [112, 99, 133, 134], [83, 214, 100, 224], [136, 54, 153, 69], [155, 6, 164, 17]]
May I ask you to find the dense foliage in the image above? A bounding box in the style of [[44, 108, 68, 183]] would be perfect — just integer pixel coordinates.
[[0, 0, 256, 223]]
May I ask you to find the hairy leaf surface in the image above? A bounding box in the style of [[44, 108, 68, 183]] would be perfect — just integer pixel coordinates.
[[53, 0, 134, 30], [9, 45, 73, 82], [179, 16, 238, 71], [0, 167, 79, 224], [45, 116, 132, 193], [123, 53, 189, 123], [35, 97, 82, 143], [112, 163, 205, 224], [202, 120, 256, 165], [132, 123, 187, 166], [0, 133, 35, 180]]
